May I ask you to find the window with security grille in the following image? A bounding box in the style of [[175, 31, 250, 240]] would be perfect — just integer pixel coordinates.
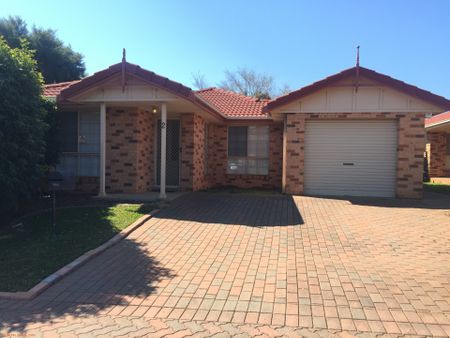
[[57, 111, 100, 178], [227, 126, 269, 175]]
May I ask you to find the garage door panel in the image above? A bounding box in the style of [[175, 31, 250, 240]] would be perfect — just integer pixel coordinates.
[[304, 120, 397, 197]]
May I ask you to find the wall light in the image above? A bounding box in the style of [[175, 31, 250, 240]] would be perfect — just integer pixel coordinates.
[[152, 106, 158, 114]]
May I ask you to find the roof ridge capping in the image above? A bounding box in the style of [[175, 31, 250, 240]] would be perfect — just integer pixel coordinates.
[[266, 66, 450, 111]]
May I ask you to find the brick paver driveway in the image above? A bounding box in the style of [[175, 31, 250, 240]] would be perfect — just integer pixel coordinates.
[[1, 192, 450, 337]]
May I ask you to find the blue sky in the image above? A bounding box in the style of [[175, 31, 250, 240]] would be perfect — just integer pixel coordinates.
[[1, 0, 449, 97]]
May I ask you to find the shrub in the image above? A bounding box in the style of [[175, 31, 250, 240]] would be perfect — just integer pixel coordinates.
[[0, 38, 47, 214]]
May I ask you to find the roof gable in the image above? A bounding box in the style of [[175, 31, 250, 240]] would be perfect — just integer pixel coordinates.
[[267, 66, 450, 112], [58, 62, 192, 102]]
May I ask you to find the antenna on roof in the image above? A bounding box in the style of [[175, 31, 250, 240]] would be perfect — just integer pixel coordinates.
[[355, 45, 360, 92], [121, 48, 126, 92]]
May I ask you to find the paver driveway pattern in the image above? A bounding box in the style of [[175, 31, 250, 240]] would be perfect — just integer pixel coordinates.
[[0, 192, 450, 337]]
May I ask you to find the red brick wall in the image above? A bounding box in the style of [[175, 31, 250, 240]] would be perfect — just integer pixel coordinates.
[[208, 123, 283, 190], [283, 112, 426, 198], [192, 114, 210, 190], [428, 132, 448, 177], [136, 108, 154, 192], [105, 107, 154, 193], [180, 114, 194, 190]]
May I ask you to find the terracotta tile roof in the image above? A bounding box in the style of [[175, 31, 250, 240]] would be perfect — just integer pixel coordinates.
[[425, 111, 450, 128], [195, 88, 269, 118], [43, 80, 79, 97], [267, 66, 450, 111]]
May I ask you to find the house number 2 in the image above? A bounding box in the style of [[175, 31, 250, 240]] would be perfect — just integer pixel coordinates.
[[160, 122, 166, 129]]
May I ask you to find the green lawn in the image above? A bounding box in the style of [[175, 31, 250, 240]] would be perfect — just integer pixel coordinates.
[[424, 182, 450, 195], [0, 203, 155, 292]]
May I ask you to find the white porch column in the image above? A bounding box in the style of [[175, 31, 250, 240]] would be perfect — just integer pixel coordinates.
[[160, 103, 167, 199], [99, 102, 106, 197]]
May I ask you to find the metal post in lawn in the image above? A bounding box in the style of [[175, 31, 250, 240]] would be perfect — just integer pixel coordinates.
[[52, 188, 57, 238], [48, 171, 63, 239]]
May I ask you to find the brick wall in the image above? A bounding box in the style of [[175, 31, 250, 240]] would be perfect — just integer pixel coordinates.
[[180, 114, 194, 190], [208, 123, 283, 190], [192, 114, 210, 190], [75, 177, 99, 194], [428, 132, 448, 177], [283, 112, 426, 198], [105, 107, 154, 193]]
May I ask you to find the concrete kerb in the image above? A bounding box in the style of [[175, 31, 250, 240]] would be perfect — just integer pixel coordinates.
[[0, 208, 160, 300]]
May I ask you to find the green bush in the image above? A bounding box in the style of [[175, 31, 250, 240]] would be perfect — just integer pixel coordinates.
[[0, 38, 48, 214]]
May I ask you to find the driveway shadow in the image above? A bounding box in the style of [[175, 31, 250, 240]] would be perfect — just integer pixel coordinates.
[[154, 192, 304, 226], [0, 237, 174, 333], [318, 191, 450, 210]]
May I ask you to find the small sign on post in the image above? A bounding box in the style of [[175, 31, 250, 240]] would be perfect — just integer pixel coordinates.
[[47, 171, 64, 238]]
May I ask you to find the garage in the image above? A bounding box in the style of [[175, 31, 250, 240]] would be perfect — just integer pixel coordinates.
[[304, 120, 397, 197]]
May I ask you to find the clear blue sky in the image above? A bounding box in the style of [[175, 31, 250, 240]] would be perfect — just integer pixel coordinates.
[[1, 0, 449, 97]]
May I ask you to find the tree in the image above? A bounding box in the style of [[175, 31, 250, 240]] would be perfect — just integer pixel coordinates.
[[191, 71, 209, 90], [0, 16, 85, 83], [277, 83, 292, 97], [220, 68, 274, 99], [0, 16, 28, 48], [0, 38, 48, 213]]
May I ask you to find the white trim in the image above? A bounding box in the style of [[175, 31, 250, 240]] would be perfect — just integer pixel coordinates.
[[98, 103, 106, 197], [160, 103, 167, 199]]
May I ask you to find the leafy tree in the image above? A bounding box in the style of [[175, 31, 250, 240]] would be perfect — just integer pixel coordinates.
[[41, 98, 60, 167], [28, 28, 85, 83], [0, 16, 85, 83], [220, 68, 274, 99], [0, 16, 28, 48], [0, 38, 48, 213]]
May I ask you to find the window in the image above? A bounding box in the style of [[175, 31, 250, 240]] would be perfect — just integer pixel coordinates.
[[228, 126, 269, 175], [56, 111, 100, 177]]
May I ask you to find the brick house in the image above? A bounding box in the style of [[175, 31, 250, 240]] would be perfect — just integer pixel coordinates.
[[425, 111, 450, 184], [44, 59, 450, 198]]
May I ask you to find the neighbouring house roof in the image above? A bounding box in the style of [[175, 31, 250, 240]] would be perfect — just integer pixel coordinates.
[[43, 80, 79, 97], [266, 66, 450, 111], [195, 88, 269, 118], [425, 111, 450, 128]]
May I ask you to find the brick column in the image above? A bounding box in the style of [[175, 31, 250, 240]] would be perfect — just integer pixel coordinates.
[[105, 107, 154, 193], [396, 113, 426, 198], [428, 132, 447, 177], [180, 114, 194, 190], [283, 113, 305, 194]]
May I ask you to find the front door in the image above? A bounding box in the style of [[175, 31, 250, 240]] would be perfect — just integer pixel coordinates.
[[156, 119, 180, 187]]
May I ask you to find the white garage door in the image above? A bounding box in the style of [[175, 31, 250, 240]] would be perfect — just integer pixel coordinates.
[[304, 120, 397, 197]]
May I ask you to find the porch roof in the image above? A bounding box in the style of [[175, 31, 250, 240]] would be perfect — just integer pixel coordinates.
[[426, 111, 450, 132]]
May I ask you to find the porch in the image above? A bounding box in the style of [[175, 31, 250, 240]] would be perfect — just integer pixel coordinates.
[[55, 60, 218, 199]]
